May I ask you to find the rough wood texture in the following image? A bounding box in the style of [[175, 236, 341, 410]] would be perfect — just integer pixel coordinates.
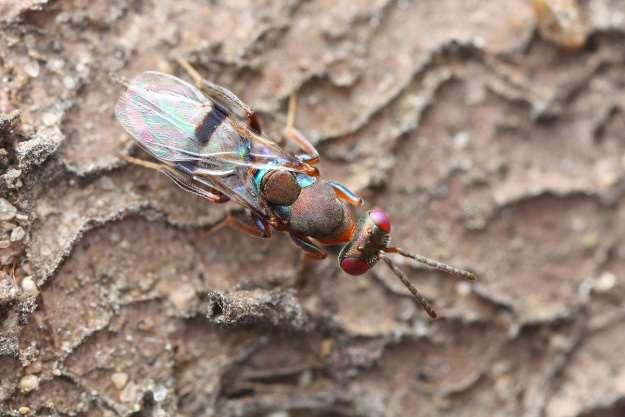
[[1, 1, 625, 416]]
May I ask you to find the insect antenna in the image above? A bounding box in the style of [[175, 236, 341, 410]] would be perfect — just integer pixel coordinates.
[[383, 246, 477, 282], [379, 253, 438, 319]]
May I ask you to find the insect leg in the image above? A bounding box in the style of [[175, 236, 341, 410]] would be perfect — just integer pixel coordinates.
[[329, 181, 363, 207], [121, 155, 230, 203], [120, 154, 163, 171], [213, 214, 272, 238], [282, 127, 320, 165], [161, 169, 230, 203], [282, 95, 320, 165], [289, 233, 328, 260], [176, 58, 262, 134]]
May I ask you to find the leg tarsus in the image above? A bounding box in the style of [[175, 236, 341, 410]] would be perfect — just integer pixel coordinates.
[[287, 94, 297, 130], [119, 154, 163, 171], [176, 58, 205, 88]]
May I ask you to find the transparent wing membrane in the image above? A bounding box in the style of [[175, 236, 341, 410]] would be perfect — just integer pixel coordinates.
[[115, 71, 310, 215]]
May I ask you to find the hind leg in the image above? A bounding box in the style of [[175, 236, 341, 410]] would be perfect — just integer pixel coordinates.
[[177, 58, 262, 134], [282, 95, 319, 165], [121, 155, 230, 203], [212, 214, 272, 239]]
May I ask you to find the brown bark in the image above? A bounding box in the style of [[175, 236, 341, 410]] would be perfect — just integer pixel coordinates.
[[1, 1, 625, 416]]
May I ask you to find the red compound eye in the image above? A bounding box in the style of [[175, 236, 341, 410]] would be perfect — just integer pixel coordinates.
[[369, 208, 391, 233], [340, 257, 369, 275]]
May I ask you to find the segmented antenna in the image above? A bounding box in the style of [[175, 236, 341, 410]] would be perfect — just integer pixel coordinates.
[[379, 247, 478, 318], [383, 246, 477, 281], [379, 253, 438, 319]]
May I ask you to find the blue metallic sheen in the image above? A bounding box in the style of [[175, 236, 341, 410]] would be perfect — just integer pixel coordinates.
[[272, 204, 292, 221], [253, 168, 269, 194], [295, 173, 315, 188], [329, 180, 361, 204]]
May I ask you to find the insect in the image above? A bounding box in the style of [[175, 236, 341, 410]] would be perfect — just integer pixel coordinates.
[[114, 59, 477, 318]]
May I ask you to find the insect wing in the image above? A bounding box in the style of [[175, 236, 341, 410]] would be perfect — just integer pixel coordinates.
[[115, 72, 311, 215], [115, 72, 214, 164]]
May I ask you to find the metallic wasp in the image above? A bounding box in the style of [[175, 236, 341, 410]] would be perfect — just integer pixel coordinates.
[[114, 60, 477, 318]]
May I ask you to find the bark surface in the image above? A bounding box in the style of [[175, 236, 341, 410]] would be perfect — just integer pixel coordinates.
[[1, 1, 625, 416]]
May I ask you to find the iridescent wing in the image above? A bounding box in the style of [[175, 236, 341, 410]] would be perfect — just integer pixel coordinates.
[[115, 71, 308, 215]]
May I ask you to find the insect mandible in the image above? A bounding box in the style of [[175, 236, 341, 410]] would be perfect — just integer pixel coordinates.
[[114, 59, 477, 318]]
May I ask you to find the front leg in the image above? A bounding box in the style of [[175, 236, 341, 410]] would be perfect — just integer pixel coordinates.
[[177, 58, 262, 134]]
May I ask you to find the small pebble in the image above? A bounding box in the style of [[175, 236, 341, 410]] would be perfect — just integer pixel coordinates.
[[169, 284, 196, 310], [594, 272, 617, 293], [111, 372, 128, 390], [24, 61, 40, 78], [10, 226, 25, 242], [0, 198, 17, 221], [298, 370, 313, 387], [19, 375, 39, 393], [581, 232, 599, 251], [266, 412, 289, 417], [63, 75, 76, 90], [48, 58, 65, 71], [456, 281, 472, 296], [319, 339, 333, 359], [532, 0, 586, 49], [550, 334, 570, 351], [21, 277, 38, 296], [25, 361, 42, 375], [152, 386, 167, 402], [453, 131, 470, 149], [42, 111, 61, 126], [1, 222, 17, 231], [18, 406, 30, 415], [0, 240, 9, 249], [3, 169, 22, 189]]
